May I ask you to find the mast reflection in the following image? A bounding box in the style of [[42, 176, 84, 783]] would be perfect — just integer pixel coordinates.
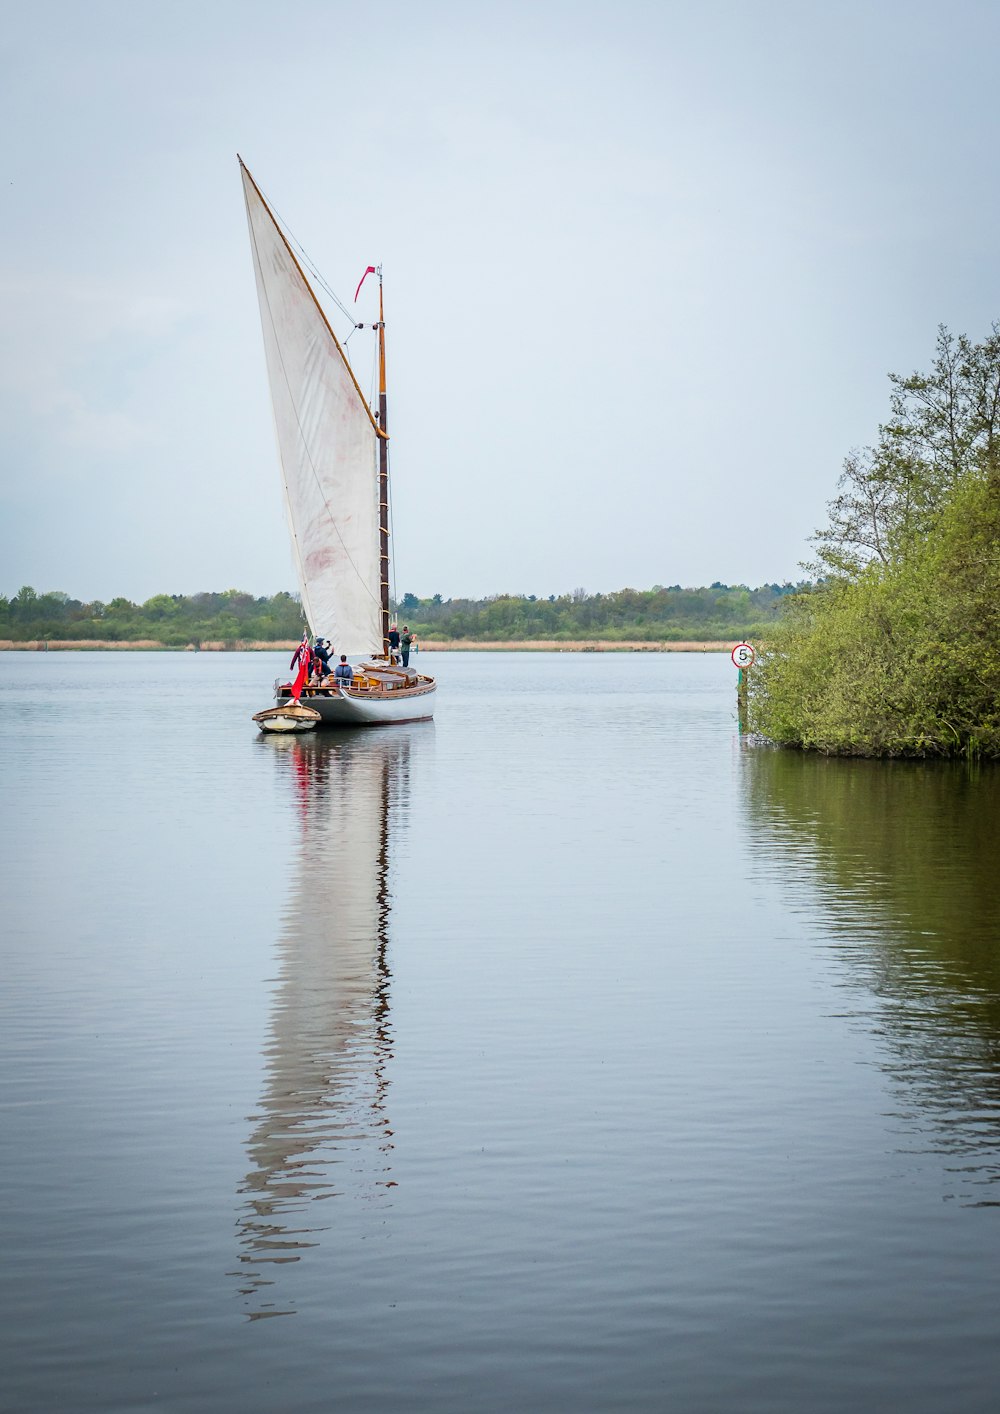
[[235, 727, 422, 1318], [741, 749, 1000, 1205]]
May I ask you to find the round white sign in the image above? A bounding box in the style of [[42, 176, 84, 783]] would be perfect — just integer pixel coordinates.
[[731, 642, 755, 669]]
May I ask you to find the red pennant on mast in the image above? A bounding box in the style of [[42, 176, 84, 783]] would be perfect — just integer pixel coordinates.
[[354, 265, 376, 302]]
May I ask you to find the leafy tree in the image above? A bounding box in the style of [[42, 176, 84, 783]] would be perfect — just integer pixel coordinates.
[[11, 586, 38, 619], [752, 321, 1000, 756], [142, 594, 178, 620], [812, 323, 1000, 577]]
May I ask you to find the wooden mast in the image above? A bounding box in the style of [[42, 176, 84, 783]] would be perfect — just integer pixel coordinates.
[[377, 269, 391, 657]]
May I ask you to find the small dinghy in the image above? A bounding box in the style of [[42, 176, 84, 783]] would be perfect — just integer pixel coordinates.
[[252, 702, 321, 734]]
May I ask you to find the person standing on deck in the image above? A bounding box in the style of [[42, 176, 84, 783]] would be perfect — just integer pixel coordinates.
[[312, 637, 332, 679], [387, 623, 400, 664], [400, 625, 413, 667]]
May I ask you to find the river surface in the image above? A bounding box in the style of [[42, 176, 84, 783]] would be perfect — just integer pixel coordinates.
[[3, 650, 1000, 1412]]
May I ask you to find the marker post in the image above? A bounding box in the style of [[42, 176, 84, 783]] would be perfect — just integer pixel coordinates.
[[731, 642, 755, 734]]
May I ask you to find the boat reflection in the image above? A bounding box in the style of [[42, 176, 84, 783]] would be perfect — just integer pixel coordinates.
[[235, 726, 426, 1318], [741, 749, 1000, 1205]]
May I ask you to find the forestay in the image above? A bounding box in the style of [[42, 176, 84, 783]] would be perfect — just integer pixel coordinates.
[[241, 166, 382, 657]]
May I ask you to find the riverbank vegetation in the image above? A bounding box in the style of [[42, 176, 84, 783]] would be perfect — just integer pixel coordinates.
[[0, 589, 307, 647], [396, 584, 800, 643], [750, 323, 1000, 757], [0, 582, 803, 648]]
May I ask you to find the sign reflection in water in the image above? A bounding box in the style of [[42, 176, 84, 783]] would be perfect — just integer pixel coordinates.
[[742, 748, 1000, 1206], [235, 728, 418, 1317]]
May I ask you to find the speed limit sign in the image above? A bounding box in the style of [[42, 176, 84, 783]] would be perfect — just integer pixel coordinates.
[[731, 642, 755, 669]]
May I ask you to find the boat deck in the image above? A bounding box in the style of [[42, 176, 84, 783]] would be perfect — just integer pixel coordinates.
[[287, 674, 435, 702], [272, 667, 437, 727]]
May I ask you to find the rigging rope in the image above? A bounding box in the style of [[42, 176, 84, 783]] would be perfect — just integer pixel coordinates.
[[388, 449, 397, 612], [256, 178, 384, 422], [267, 198, 358, 329], [363, 314, 396, 611]]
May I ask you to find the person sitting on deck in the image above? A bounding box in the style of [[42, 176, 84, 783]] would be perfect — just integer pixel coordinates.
[[333, 655, 354, 684]]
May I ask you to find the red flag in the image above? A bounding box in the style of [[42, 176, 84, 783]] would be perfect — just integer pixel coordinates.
[[354, 265, 376, 302], [290, 648, 311, 700]]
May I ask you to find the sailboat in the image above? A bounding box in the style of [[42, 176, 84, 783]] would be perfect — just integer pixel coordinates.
[[240, 158, 436, 728]]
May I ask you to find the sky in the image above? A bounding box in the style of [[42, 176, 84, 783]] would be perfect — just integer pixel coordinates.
[[2, 0, 999, 603]]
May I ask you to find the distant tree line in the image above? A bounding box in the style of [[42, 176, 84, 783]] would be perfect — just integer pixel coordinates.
[[0, 588, 308, 646], [750, 321, 1000, 756], [0, 581, 805, 647], [394, 584, 802, 641]]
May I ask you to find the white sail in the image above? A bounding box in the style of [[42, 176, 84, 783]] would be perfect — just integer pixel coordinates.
[[241, 165, 383, 657]]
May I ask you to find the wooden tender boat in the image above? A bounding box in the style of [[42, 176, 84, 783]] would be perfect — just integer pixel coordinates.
[[251, 701, 322, 733]]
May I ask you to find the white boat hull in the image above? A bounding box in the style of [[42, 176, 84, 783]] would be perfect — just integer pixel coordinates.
[[277, 680, 436, 727]]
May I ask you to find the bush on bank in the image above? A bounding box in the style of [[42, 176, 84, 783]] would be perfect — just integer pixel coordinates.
[[750, 322, 1000, 757]]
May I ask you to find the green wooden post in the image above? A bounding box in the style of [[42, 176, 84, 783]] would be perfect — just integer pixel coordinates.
[[737, 666, 748, 734]]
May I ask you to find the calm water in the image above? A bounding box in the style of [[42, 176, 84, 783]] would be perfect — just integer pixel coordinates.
[[3, 650, 1000, 1412]]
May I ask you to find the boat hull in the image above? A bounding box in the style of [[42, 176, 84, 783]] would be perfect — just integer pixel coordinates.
[[277, 680, 436, 727], [252, 702, 322, 733]]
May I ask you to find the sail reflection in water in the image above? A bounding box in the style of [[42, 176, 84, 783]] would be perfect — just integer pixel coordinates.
[[742, 749, 1000, 1204], [235, 728, 421, 1316]]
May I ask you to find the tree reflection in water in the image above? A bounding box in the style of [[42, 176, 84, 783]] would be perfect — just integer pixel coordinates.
[[742, 749, 1000, 1205], [234, 728, 419, 1318]]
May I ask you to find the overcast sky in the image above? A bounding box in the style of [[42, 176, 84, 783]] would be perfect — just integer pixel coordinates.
[[2, 0, 998, 603]]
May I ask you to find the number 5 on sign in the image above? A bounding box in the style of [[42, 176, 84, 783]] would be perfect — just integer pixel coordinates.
[[731, 642, 755, 669]]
